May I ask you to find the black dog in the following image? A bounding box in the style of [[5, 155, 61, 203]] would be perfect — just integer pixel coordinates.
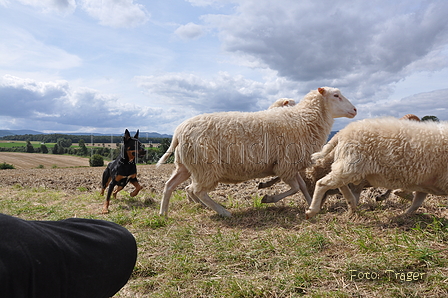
[[101, 129, 146, 213]]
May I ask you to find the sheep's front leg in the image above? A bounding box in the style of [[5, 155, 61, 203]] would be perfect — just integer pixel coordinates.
[[261, 173, 312, 205], [306, 182, 329, 219], [404, 192, 427, 214], [306, 174, 343, 219]]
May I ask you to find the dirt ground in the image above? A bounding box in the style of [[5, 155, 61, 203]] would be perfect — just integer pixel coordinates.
[[0, 156, 290, 204], [0, 152, 90, 169]]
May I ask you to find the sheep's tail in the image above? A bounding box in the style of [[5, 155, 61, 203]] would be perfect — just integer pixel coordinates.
[[156, 133, 179, 168], [311, 133, 339, 165]]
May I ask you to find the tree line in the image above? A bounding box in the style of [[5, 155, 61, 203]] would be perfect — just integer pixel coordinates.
[[1, 133, 166, 144], [0, 137, 172, 164]]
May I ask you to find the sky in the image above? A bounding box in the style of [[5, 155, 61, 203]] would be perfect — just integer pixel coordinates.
[[1, 0, 448, 135]]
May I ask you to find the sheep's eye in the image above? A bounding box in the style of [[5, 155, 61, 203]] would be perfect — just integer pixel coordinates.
[[334, 94, 339, 98]]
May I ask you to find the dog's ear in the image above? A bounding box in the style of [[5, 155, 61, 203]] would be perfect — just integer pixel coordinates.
[[134, 130, 139, 139], [124, 129, 131, 141]]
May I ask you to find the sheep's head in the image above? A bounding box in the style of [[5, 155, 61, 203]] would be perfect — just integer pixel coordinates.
[[268, 98, 296, 109], [318, 87, 357, 119]]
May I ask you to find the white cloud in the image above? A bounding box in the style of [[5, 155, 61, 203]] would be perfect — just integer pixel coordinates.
[[80, 0, 149, 28], [136, 71, 303, 113], [203, 0, 448, 102], [15, 0, 76, 13], [0, 75, 176, 133], [361, 89, 448, 121], [175, 22, 204, 40], [0, 27, 82, 71], [186, 0, 224, 7], [12, 0, 149, 28], [2, 0, 448, 135]]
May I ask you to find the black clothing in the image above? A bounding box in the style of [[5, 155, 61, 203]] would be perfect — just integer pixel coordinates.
[[0, 214, 137, 298]]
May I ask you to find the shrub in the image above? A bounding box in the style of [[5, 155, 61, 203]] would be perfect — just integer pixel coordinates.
[[26, 140, 34, 153], [0, 162, 15, 170], [89, 154, 104, 167], [40, 144, 48, 154]]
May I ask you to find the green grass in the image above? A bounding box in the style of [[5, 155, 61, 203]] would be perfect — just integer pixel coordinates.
[[0, 185, 447, 297], [0, 141, 56, 148], [0, 141, 108, 149]]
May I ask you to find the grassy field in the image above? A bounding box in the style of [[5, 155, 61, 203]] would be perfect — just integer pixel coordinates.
[[0, 140, 114, 149], [0, 140, 53, 148], [0, 165, 447, 297]]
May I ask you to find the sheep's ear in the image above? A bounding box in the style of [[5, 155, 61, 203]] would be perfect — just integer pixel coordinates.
[[283, 100, 290, 106], [318, 87, 325, 95]]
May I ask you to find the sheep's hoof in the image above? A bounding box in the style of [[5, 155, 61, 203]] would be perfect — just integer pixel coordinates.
[[261, 195, 275, 203], [219, 210, 232, 217], [258, 182, 265, 189], [305, 209, 316, 219], [101, 209, 109, 214]]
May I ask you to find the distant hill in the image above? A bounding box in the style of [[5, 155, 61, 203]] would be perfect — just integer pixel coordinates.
[[327, 130, 338, 141], [1, 129, 335, 140], [0, 130, 172, 139], [0, 130, 43, 137], [65, 131, 172, 138]]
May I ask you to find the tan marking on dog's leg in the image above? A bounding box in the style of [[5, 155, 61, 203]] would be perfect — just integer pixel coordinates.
[[130, 176, 143, 197]]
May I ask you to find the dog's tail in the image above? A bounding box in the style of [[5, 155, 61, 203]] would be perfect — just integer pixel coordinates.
[[156, 132, 179, 168]]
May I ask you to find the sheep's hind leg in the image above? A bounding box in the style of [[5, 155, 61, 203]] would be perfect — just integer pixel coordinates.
[[159, 164, 191, 216], [258, 177, 281, 189], [404, 192, 427, 214], [375, 189, 391, 202], [194, 189, 231, 217], [261, 173, 311, 204], [338, 185, 357, 212], [185, 184, 206, 207]]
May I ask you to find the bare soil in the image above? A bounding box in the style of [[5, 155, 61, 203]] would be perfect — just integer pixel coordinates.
[[0, 155, 291, 203], [0, 152, 90, 169]]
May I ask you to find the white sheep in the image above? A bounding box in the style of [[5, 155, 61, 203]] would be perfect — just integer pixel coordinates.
[[258, 98, 297, 189], [268, 98, 296, 109], [157, 87, 357, 217], [305, 117, 448, 219]]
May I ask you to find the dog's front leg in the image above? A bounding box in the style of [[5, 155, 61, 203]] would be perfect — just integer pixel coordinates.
[[129, 175, 143, 197]]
